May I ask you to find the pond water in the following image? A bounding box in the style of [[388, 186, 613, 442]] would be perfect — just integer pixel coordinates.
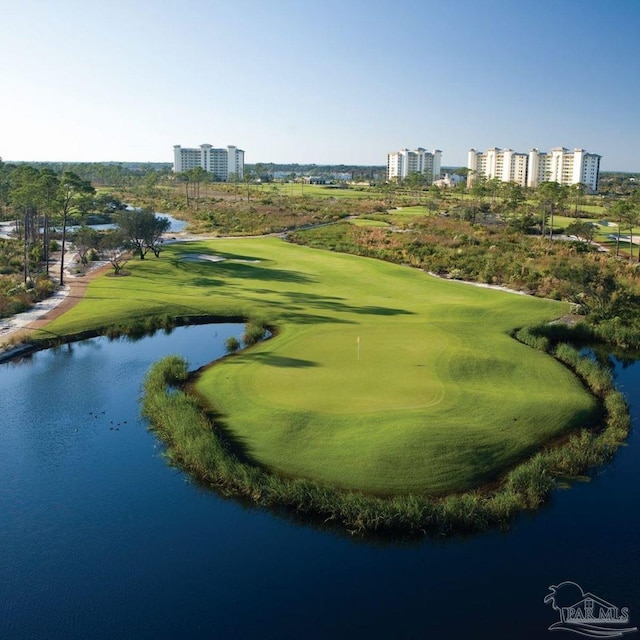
[[65, 213, 187, 234], [1, 325, 638, 639]]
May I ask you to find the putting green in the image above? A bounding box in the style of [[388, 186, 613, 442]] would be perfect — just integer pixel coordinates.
[[43, 238, 597, 495]]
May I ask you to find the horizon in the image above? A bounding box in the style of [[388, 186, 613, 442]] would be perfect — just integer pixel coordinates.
[[2, 0, 639, 171], [3, 158, 638, 175]]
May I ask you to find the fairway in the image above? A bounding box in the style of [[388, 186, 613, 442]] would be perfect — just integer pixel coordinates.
[[349, 218, 390, 227], [43, 238, 597, 495]]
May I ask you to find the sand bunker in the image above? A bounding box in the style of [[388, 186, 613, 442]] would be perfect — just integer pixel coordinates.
[[181, 253, 227, 262], [180, 253, 260, 263]]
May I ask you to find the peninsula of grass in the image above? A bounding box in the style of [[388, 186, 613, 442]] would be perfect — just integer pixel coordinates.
[[142, 340, 628, 535], [36, 237, 601, 499]]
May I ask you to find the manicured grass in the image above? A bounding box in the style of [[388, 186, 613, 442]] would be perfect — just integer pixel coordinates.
[[257, 183, 375, 199], [41, 238, 596, 495], [552, 214, 599, 227], [578, 203, 607, 215], [388, 205, 432, 216], [349, 218, 390, 227]]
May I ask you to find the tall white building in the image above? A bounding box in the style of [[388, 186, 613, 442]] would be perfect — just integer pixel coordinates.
[[173, 144, 245, 181], [387, 147, 442, 183], [467, 148, 529, 187], [467, 146, 601, 192], [528, 148, 601, 192]]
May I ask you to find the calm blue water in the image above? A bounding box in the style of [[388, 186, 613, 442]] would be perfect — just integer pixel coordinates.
[[66, 213, 187, 234], [0, 326, 638, 639]]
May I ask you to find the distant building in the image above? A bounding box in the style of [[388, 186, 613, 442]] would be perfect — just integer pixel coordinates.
[[467, 146, 601, 192], [528, 147, 601, 192], [173, 144, 244, 181], [467, 148, 529, 187], [433, 173, 464, 188], [387, 147, 442, 183]]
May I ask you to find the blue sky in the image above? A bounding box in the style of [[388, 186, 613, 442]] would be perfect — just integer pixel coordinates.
[[1, 0, 639, 169]]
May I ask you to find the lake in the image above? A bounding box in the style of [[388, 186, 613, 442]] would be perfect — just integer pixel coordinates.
[[66, 212, 187, 234], [1, 325, 638, 639]]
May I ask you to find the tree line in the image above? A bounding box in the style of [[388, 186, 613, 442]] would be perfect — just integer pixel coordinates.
[[0, 161, 170, 296]]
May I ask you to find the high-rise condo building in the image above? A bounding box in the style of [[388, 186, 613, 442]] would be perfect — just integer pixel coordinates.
[[467, 146, 601, 192], [467, 148, 529, 187], [527, 148, 601, 192], [173, 144, 245, 181], [387, 147, 442, 183]]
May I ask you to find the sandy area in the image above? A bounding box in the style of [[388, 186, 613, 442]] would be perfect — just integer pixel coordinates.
[[426, 272, 529, 296], [180, 253, 226, 262]]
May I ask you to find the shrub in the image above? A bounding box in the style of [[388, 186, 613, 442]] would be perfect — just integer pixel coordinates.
[[243, 319, 268, 346], [225, 336, 241, 352]]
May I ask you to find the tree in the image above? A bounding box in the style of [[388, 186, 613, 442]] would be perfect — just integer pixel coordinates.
[[72, 225, 100, 264], [143, 170, 160, 198], [502, 182, 526, 212], [566, 219, 596, 244], [37, 169, 60, 275], [9, 166, 41, 284], [452, 167, 470, 179], [114, 208, 170, 259], [631, 192, 640, 262], [622, 206, 640, 262], [608, 198, 632, 257], [243, 169, 255, 201], [185, 166, 208, 210], [58, 171, 94, 285], [565, 263, 619, 320], [100, 229, 129, 275], [230, 172, 241, 201], [505, 203, 537, 234], [486, 177, 502, 203], [176, 172, 191, 207], [94, 192, 126, 215], [404, 171, 428, 190], [468, 174, 488, 223], [536, 182, 568, 239], [570, 183, 586, 216], [0, 160, 11, 216]]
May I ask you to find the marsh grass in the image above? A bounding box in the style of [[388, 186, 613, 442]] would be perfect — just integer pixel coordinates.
[[103, 314, 178, 340], [242, 319, 269, 346]]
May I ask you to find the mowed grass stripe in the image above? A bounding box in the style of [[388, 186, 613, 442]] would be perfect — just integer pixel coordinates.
[[42, 238, 597, 495]]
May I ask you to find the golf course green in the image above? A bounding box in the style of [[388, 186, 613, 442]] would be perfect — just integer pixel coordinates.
[[42, 237, 597, 495]]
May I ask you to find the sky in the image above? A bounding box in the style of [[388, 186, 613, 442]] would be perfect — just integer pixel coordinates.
[[1, 0, 639, 170]]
